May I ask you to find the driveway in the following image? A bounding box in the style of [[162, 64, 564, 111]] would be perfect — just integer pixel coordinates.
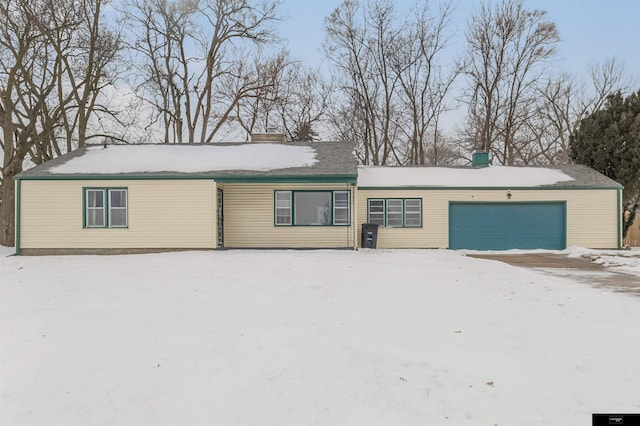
[[469, 253, 640, 296]]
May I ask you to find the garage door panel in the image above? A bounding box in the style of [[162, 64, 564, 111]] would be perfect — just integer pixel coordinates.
[[449, 202, 566, 250]]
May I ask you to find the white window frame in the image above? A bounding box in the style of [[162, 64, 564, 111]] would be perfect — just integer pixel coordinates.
[[367, 198, 422, 228], [404, 199, 422, 228], [386, 199, 403, 228], [333, 191, 350, 225], [86, 189, 106, 228], [275, 191, 292, 225], [275, 190, 351, 226], [108, 189, 128, 228], [367, 199, 385, 226], [84, 188, 128, 229]]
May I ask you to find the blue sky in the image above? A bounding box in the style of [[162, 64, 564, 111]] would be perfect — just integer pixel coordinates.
[[277, 0, 640, 82]]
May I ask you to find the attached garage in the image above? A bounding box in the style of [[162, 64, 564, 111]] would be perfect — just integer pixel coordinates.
[[356, 161, 623, 250], [449, 202, 567, 250]]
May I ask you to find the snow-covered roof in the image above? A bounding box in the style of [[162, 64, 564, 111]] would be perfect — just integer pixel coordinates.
[[17, 143, 620, 189], [49, 144, 317, 174], [18, 142, 358, 179], [357, 165, 620, 188]]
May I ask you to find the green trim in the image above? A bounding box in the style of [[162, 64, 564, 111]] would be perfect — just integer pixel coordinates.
[[449, 200, 569, 205], [14, 178, 21, 255], [17, 175, 215, 181], [367, 197, 423, 228], [274, 189, 352, 227], [216, 175, 357, 184], [82, 187, 86, 228], [617, 188, 622, 249], [16, 174, 357, 184], [83, 187, 129, 229], [357, 185, 622, 190]]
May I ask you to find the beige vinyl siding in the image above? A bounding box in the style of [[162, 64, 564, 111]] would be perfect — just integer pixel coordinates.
[[222, 183, 356, 248], [357, 188, 619, 249], [20, 179, 216, 249]]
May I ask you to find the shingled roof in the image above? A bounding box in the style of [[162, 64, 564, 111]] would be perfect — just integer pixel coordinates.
[[17, 142, 357, 180], [17, 143, 619, 189], [356, 164, 622, 188]]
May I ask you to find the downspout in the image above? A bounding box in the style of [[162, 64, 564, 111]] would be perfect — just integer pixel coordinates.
[[352, 181, 357, 250], [617, 187, 623, 249], [12, 178, 21, 256], [346, 182, 349, 249]]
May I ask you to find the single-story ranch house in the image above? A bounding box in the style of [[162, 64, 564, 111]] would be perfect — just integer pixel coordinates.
[[13, 141, 623, 254]]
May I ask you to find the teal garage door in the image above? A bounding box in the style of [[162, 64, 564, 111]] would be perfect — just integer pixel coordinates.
[[449, 202, 566, 250]]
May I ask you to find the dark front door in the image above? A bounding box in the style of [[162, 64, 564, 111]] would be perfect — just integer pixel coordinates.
[[217, 189, 224, 247]]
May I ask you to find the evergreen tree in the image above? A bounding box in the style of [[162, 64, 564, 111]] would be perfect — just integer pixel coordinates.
[[570, 90, 640, 239]]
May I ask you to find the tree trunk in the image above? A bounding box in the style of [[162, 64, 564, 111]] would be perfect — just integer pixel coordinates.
[[0, 168, 17, 247]]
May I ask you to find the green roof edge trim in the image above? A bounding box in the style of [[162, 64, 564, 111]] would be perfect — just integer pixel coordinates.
[[357, 185, 622, 190], [16, 174, 357, 184], [216, 175, 357, 184]]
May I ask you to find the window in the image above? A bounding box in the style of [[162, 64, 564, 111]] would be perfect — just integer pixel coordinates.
[[333, 191, 350, 225], [109, 190, 127, 227], [367, 198, 422, 228], [275, 190, 351, 226], [368, 199, 385, 226], [84, 188, 128, 228], [404, 199, 421, 227], [275, 191, 292, 225], [386, 199, 403, 227], [86, 190, 105, 227], [295, 192, 331, 225]]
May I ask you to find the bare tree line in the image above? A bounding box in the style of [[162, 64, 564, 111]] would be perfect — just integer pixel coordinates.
[[0, 0, 634, 245], [324, 0, 460, 165]]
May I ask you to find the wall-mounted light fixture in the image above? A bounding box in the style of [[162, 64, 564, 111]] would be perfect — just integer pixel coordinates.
[[507, 190, 512, 200]]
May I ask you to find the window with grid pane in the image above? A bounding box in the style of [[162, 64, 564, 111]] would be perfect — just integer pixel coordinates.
[[367, 197, 422, 228], [109, 190, 127, 227], [275, 191, 292, 225], [404, 199, 421, 227], [84, 188, 128, 228], [86, 190, 105, 227], [333, 191, 350, 225], [386, 199, 403, 227], [367, 199, 385, 226]]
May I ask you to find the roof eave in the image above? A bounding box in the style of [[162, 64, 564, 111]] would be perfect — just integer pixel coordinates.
[[15, 173, 358, 184]]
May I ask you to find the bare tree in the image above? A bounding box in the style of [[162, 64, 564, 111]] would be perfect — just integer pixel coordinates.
[[392, 1, 459, 165], [324, 0, 458, 165], [276, 64, 332, 141], [529, 58, 633, 164], [0, 0, 120, 246], [35, 0, 121, 161], [324, 0, 402, 165], [233, 51, 293, 139], [123, 0, 279, 144], [233, 50, 331, 142], [463, 0, 559, 165]]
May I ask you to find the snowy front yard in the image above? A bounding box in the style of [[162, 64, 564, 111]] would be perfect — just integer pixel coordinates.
[[1, 248, 639, 425]]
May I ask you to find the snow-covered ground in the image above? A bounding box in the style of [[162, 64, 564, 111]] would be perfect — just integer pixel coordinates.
[[1, 248, 639, 425], [566, 246, 640, 275]]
